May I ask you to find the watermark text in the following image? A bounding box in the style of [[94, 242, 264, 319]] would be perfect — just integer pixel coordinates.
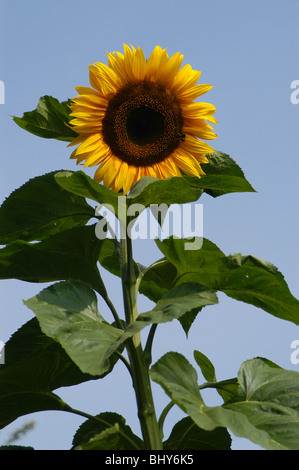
[[0, 81, 5, 104], [0, 340, 5, 364], [290, 80, 299, 104], [290, 340, 299, 365], [95, 198, 203, 250]]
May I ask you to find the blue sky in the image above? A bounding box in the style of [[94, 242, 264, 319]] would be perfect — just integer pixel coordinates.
[[0, 0, 298, 450]]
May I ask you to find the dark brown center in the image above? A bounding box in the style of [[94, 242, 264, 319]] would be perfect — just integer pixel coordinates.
[[102, 82, 183, 166]]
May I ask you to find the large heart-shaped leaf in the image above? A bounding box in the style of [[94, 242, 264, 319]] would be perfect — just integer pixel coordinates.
[[72, 412, 144, 450], [0, 225, 106, 296], [0, 172, 94, 244], [163, 416, 231, 450], [151, 237, 299, 325], [151, 353, 299, 450], [54, 150, 255, 225], [55, 171, 120, 216], [126, 176, 203, 208], [24, 281, 124, 376], [139, 259, 177, 305], [126, 151, 255, 206], [0, 318, 95, 429]]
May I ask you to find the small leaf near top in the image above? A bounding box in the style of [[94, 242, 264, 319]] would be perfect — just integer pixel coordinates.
[[13, 95, 78, 142]]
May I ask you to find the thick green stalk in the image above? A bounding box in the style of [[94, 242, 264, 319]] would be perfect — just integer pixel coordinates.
[[119, 215, 163, 450]]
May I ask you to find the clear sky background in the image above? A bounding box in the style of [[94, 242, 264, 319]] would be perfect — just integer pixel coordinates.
[[0, 0, 298, 450]]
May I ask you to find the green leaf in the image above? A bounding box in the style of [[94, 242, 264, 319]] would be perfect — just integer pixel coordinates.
[[55, 171, 120, 215], [98, 238, 121, 277], [163, 417, 231, 450], [199, 151, 256, 197], [138, 258, 216, 336], [151, 282, 218, 320], [201, 358, 299, 450], [0, 314, 122, 429], [222, 253, 299, 324], [54, 151, 254, 227], [151, 352, 205, 407], [126, 150, 255, 208], [0, 172, 94, 244], [193, 350, 239, 402], [192, 350, 239, 402], [201, 378, 240, 404], [127, 176, 204, 208], [0, 445, 35, 450], [98, 283, 218, 368], [74, 425, 122, 450], [72, 412, 144, 450], [222, 358, 299, 449], [0, 318, 94, 429], [24, 281, 124, 376], [0, 225, 107, 296], [98, 238, 141, 279], [151, 354, 299, 450], [156, 237, 227, 287], [138, 259, 177, 303], [193, 350, 216, 383], [13, 95, 78, 142], [138, 245, 222, 334], [155, 237, 299, 325], [3, 318, 97, 384]]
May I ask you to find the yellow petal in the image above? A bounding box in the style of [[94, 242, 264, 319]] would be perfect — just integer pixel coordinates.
[[158, 51, 184, 88], [67, 135, 86, 148], [161, 157, 182, 177], [170, 64, 201, 93], [182, 102, 216, 117], [107, 51, 128, 84], [145, 46, 169, 82], [183, 124, 217, 140], [171, 149, 205, 177], [123, 163, 139, 194], [181, 134, 213, 159], [132, 47, 146, 81], [177, 84, 213, 102], [73, 133, 102, 154]]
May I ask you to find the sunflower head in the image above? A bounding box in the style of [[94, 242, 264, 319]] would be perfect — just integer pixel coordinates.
[[68, 45, 217, 194]]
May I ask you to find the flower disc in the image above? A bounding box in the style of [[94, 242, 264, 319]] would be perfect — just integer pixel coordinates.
[[102, 82, 183, 166]]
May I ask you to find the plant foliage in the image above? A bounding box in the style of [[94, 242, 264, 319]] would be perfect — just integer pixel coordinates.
[[1, 96, 299, 451]]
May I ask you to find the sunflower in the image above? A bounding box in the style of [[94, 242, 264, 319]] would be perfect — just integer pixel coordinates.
[[68, 45, 217, 194]]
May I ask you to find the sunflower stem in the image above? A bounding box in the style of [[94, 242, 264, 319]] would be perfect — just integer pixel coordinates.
[[119, 211, 163, 450]]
